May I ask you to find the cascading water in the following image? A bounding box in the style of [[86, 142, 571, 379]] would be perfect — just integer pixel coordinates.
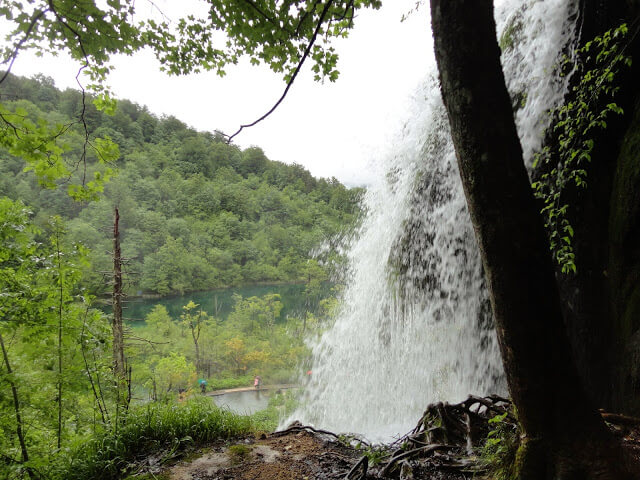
[[287, 0, 578, 441]]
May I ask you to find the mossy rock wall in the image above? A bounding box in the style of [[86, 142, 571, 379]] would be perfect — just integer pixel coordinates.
[[550, 0, 640, 414], [608, 96, 640, 413]]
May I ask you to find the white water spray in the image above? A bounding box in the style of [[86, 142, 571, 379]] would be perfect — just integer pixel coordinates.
[[288, 0, 577, 441]]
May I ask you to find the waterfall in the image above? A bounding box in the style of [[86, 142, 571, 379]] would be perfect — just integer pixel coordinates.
[[287, 0, 577, 441]]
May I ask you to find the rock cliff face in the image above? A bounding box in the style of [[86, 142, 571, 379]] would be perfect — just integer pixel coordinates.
[[609, 96, 640, 413], [555, 0, 640, 414]]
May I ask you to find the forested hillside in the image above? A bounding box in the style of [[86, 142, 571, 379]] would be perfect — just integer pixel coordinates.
[[0, 73, 362, 296], [0, 71, 357, 478]]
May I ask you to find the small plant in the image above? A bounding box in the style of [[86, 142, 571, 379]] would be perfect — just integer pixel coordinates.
[[341, 435, 390, 466], [532, 23, 632, 273], [228, 444, 252, 464], [480, 412, 519, 480], [362, 445, 390, 466], [248, 407, 279, 432]]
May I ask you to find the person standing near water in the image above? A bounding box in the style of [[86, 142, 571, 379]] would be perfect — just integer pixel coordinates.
[[254, 375, 262, 389]]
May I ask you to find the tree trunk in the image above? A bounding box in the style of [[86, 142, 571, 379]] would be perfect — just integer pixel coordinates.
[[429, 1, 629, 477], [191, 327, 200, 374], [112, 207, 127, 409]]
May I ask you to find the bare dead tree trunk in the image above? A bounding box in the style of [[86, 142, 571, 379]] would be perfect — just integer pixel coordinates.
[[429, 1, 631, 477], [112, 207, 127, 410], [190, 311, 202, 375], [192, 329, 201, 374]]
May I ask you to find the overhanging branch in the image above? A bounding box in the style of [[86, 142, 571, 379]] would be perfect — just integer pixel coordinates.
[[223, 0, 335, 144]]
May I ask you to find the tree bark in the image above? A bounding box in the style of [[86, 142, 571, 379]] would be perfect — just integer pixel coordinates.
[[429, 1, 629, 477], [191, 323, 201, 374]]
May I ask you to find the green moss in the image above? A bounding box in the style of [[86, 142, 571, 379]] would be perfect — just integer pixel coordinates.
[[228, 444, 252, 464], [500, 16, 523, 51], [123, 474, 170, 480], [623, 284, 640, 339], [513, 437, 547, 480], [511, 90, 528, 112]]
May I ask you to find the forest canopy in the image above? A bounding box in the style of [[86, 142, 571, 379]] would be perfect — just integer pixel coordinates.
[[0, 72, 354, 479], [0, 73, 362, 296]]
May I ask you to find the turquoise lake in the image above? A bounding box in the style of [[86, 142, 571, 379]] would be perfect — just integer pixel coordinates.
[[102, 283, 315, 325]]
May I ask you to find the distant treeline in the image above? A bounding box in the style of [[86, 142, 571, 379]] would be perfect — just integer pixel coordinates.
[[0, 73, 363, 295]]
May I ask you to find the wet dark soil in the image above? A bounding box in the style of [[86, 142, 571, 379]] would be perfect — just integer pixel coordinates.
[[138, 397, 640, 480], [168, 429, 366, 480]]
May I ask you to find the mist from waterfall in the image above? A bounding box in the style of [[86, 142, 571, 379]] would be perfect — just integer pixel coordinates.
[[286, 0, 578, 441]]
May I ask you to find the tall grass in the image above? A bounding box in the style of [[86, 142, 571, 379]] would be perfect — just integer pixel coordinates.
[[56, 398, 274, 480]]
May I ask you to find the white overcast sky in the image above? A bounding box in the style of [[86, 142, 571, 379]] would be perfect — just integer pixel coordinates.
[[6, 1, 433, 186]]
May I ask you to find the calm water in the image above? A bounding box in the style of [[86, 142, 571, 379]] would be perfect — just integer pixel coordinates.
[[212, 390, 270, 415], [102, 283, 326, 324]]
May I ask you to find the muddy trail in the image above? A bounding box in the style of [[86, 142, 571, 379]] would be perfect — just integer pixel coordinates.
[[139, 396, 640, 480]]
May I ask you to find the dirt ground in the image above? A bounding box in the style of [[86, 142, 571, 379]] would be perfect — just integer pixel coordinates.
[[145, 401, 640, 480], [162, 426, 475, 480], [168, 429, 366, 480]]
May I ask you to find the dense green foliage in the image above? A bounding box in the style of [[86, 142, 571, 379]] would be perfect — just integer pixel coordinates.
[[129, 292, 335, 402], [0, 192, 336, 479], [0, 2, 371, 479], [0, 41, 358, 479], [0, 70, 354, 480], [533, 23, 631, 273], [1, 1, 381, 93], [0, 197, 114, 478], [56, 398, 275, 480], [0, 74, 351, 479], [0, 73, 361, 296]]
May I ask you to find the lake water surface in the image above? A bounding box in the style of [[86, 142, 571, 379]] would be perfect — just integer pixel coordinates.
[[212, 390, 270, 415], [106, 283, 312, 324]]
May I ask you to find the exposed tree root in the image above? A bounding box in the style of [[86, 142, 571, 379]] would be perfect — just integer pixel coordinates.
[[368, 394, 514, 478], [271, 422, 343, 440], [153, 395, 640, 479], [351, 395, 639, 478]]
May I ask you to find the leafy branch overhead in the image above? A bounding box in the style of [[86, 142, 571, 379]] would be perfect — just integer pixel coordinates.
[[0, 0, 381, 194], [2, 0, 382, 92], [146, 0, 383, 82]]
